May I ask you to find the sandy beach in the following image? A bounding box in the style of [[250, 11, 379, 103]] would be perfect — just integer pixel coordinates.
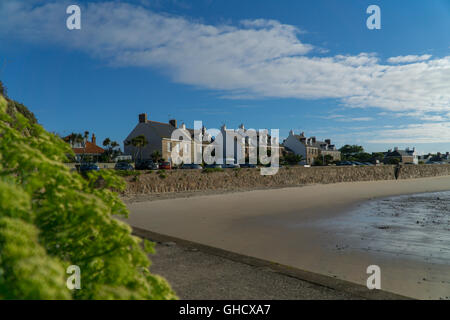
[[125, 175, 450, 299]]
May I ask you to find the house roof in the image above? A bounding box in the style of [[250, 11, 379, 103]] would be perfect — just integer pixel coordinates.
[[385, 150, 414, 157], [291, 134, 338, 150], [125, 120, 195, 143], [72, 141, 105, 155]]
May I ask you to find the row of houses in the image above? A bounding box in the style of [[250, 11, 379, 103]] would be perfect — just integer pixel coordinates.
[[123, 113, 282, 164], [64, 113, 449, 166], [122, 113, 339, 165], [283, 130, 341, 164]]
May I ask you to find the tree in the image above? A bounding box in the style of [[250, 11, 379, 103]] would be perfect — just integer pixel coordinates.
[[282, 153, 303, 165], [339, 145, 364, 158], [0, 93, 175, 299], [125, 135, 148, 162], [151, 150, 162, 163], [101, 139, 121, 162], [323, 154, 334, 165], [102, 138, 111, 148]]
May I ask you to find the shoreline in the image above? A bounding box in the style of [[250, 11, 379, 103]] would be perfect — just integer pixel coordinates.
[[124, 175, 450, 299], [138, 228, 410, 300]]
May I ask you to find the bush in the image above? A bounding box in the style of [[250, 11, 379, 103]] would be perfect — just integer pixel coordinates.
[[0, 94, 175, 300]]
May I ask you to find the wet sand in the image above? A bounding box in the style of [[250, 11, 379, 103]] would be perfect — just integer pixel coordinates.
[[125, 175, 450, 299]]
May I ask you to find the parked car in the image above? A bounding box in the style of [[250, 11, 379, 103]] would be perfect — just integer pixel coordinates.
[[240, 163, 257, 168], [79, 163, 100, 173], [159, 161, 172, 170], [114, 162, 134, 171], [221, 163, 240, 169], [135, 159, 159, 170], [181, 164, 203, 169], [336, 161, 353, 166]]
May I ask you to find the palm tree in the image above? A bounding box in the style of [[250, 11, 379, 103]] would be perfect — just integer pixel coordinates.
[[102, 138, 111, 148], [111, 141, 119, 150], [125, 135, 148, 161]]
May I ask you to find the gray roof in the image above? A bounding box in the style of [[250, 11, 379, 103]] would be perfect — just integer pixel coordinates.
[[144, 120, 177, 139], [142, 121, 195, 139], [385, 150, 414, 157], [292, 135, 337, 151]]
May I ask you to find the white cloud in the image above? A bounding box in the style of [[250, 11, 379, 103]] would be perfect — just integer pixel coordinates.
[[387, 54, 432, 64], [1, 0, 449, 116], [367, 122, 450, 144]]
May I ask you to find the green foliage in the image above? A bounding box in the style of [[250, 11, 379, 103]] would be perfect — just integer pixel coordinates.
[[339, 144, 364, 156], [151, 150, 162, 163], [6, 99, 37, 125], [312, 158, 323, 166], [0, 94, 176, 300], [101, 138, 121, 162], [386, 158, 401, 165], [125, 135, 148, 161], [282, 153, 303, 165]]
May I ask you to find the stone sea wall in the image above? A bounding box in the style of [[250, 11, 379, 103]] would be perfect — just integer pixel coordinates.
[[123, 164, 450, 195]]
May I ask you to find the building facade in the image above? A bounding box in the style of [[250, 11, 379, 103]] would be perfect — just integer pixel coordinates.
[[283, 131, 340, 164], [383, 147, 418, 165]]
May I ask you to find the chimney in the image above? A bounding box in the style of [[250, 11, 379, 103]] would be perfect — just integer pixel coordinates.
[[139, 113, 148, 123], [394, 147, 399, 151], [325, 139, 331, 145], [169, 119, 177, 128], [289, 130, 294, 136], [239, 123, 245, 130], [311, 136, 316, 143], [181, 123, 186, 130], [91, 133, 96, 145]]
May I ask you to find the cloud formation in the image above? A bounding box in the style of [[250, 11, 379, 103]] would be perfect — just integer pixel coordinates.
[[387, 54, 432, 64], [1, 0, 449, 118], [367, 122, 450, 144]]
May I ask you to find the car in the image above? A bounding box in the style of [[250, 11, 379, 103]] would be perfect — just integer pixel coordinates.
[[181, 164, 203, 169], [336, 161, 353, 166], [221, 163, 240, 169], [79, 163, 100, 173], [114, 162, 134, 171], [159, 161, 172, 170], [135, 159, 159, 170], [239, 163, 257, 168]]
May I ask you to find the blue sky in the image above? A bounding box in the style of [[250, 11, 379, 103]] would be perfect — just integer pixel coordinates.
[[0, 0, 449, 154]]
